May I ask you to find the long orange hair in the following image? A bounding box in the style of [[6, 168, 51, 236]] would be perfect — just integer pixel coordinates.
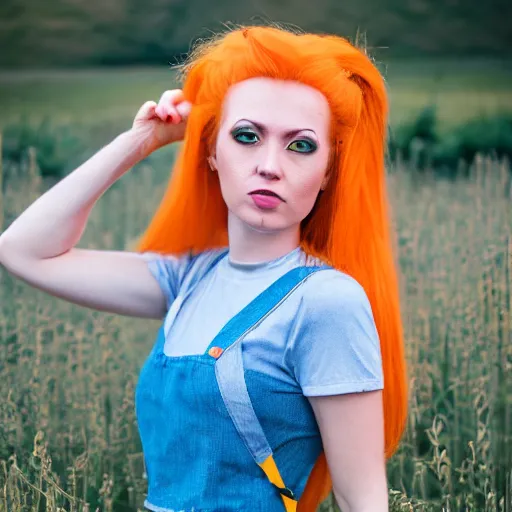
[[136, 24, 408, 511]]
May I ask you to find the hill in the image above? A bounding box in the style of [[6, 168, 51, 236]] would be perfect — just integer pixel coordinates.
[[0, 0, 511, 69]]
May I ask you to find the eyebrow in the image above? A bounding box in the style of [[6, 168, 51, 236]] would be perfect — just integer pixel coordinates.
[[235, 118, 317, 138]]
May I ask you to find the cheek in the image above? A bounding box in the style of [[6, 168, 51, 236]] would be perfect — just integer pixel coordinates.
[[215, 135, 246, 178], [289, 159, 329, 208], [291, 177, 323, 207], [214, 138, 250, 205]]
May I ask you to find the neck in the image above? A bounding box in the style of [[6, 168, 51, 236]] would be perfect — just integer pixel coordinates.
[[227, 211, 300, 264]]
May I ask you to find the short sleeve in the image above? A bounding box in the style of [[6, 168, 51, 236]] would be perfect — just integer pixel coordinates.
[[285, 271, 384, 397], [139, 251, 194, 311]]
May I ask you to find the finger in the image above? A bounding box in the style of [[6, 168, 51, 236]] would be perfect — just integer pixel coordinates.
[[135, 101, 157, 122], [156, 104, 179, 123], [158, 89, 185, 110], [176, 101, 192, 119], [154, 104, 168, 121]]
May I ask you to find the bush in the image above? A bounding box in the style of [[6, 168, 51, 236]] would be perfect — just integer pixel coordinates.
[[1, 116, 86, 179], [388, 104, 439, 168], [433, 115, 512, 167], [388, 106, 512, 174]]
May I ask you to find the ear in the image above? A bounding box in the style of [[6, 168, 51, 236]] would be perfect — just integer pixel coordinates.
[[208, 155, 218, 172], [320, 173, 330, 191]]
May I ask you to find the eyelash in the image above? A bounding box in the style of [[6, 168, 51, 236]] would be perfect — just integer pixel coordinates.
[[231, 128, 318, 154]]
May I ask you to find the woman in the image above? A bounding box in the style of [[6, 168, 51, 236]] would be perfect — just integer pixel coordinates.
[[0, 25, 408, 512]]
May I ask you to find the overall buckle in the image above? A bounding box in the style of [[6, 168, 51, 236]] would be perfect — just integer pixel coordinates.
[[272, 483, 295, 500]]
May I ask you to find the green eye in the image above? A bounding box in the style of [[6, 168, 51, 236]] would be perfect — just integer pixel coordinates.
[[232, 129, 259, 144], [288, 139, 317, 153]]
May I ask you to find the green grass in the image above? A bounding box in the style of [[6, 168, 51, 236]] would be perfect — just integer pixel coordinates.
[[0, 58, 511, 134]]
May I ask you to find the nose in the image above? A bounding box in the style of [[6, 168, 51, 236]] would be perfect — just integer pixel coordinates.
[[256, 140, 282, 180]]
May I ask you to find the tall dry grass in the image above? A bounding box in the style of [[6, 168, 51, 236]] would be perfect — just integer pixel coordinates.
[[0, 143, 510, 511]]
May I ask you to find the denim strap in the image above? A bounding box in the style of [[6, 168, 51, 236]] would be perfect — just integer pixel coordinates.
[[212, 265, 329, 509]]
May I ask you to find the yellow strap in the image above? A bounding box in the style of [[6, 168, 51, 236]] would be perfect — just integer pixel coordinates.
[[259, 455, 298, 512]]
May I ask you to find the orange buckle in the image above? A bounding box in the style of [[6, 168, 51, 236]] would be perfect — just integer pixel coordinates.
[[208, 346, 224, 359]]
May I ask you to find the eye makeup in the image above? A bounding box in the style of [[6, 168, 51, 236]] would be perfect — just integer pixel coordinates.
[[230, 122, 318, 153], [231, 126, 259, 144]]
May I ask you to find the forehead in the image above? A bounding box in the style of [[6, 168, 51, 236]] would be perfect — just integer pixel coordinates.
[[221, 77, 330, 132]]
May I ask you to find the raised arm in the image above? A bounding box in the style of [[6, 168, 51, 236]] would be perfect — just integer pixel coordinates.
[[0, 90, 191, 319]]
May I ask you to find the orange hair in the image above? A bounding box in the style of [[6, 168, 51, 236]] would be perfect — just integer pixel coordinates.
[[136, 24, 408, 511]]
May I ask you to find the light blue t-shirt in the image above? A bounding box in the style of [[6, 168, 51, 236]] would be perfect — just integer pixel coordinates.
[[140, 246, 384, 397]]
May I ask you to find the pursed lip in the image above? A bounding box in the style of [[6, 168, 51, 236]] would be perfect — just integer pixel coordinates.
[[248, 189, 285, 202]]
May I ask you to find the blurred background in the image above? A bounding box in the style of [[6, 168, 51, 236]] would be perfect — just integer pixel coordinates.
[[1, 0, 512, 178], [0, 2, 511, 512]]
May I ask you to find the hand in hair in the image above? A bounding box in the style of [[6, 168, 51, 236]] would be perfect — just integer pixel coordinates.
[[131, 89, 192, 158]]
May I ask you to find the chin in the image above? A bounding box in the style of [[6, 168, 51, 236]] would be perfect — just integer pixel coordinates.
[[246, 217, 283, 233], [237, 208, 289, 233]]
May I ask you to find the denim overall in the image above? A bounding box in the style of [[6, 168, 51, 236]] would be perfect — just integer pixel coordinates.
[[135, 256, 330, 512]]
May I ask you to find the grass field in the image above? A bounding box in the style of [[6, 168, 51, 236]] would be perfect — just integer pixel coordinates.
[[0, 60, 511, 511], [0, 58, 511, 133]]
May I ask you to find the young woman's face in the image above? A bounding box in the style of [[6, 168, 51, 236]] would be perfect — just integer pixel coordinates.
[[211, 77, 331, 234]]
